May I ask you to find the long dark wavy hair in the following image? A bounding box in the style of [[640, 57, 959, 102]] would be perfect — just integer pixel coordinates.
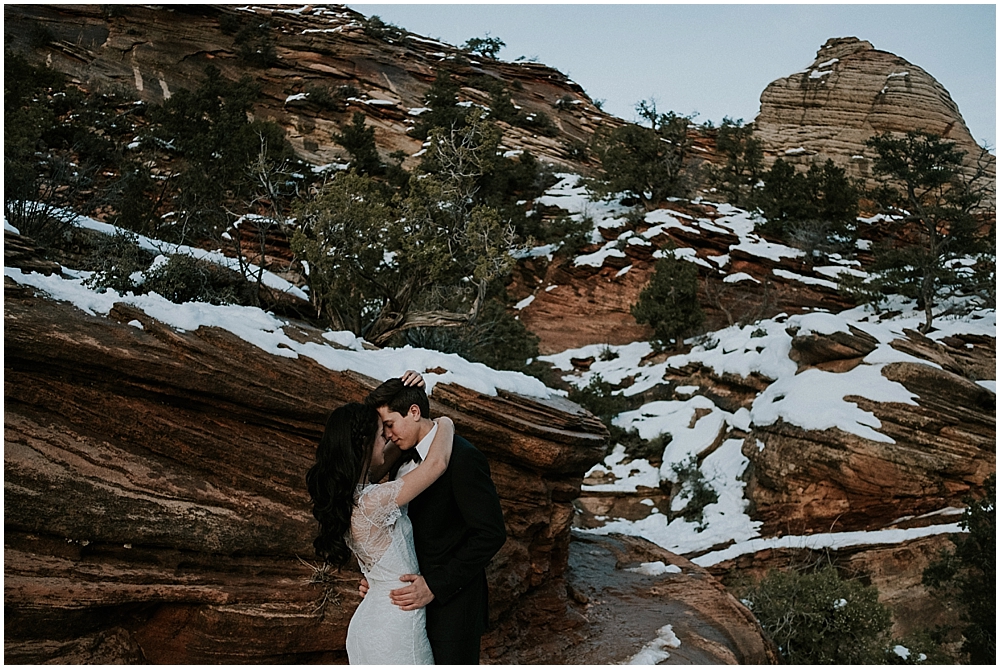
[[306, 402, 379, 567]]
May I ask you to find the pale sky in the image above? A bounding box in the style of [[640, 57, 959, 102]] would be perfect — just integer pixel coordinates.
[[348, 2, 996, 149]]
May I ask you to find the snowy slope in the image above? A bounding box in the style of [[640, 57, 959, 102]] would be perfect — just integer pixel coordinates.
[[530, 175, 994, 562], [4, 214, 555, 401], [6, 176, 994, 565]]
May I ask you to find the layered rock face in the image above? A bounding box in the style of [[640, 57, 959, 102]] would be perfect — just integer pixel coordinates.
[[744, 326, 995, 536], [4, 4, 611, 171], [4, 240, 785, 663], [3, 273, 609, 663], [559, 533, 779, 665], [755, 37, 995, 205], [512, 198, 855, 355]]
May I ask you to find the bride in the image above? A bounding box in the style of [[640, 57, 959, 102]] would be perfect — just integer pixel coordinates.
[[306, 376, 453, 665]]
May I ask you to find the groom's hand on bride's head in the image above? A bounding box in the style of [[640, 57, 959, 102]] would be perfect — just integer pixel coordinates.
[[389, 574, 435, 611]]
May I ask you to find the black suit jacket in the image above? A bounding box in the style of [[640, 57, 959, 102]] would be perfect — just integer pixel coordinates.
[[404, 434, 506, 642]]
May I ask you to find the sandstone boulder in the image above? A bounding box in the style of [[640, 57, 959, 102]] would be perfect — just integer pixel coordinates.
[[755, 37, 995, 207], [4, 268, 783, 664], [547, 532, 779, 665], [744, 331, 995, 536], [3, 276, 608, 663]]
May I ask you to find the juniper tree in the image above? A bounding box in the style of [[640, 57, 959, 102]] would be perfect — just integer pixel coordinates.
[[841, 131, 994, 332], [710, 117, 763, 209], [404, 297, 540, 373], [592, 100, 695, 210], [292, 110, 520, 346], [631, 249, 704, 348], [463, 34, 505, 60], [755, 158, 859, 247], [411, 71, 466, 140], [740, 566, 893, 664], [334, 112, 383, 177], [923, 475, 996, 664], [149, 66, 297, 242]]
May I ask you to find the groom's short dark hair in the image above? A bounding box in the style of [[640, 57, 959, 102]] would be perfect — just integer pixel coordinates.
[[365, 378, 430, 419]]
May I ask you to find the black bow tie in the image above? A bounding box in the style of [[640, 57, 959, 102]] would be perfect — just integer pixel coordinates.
[[389, 448, 422, 480], [399, 449, 422, 465]]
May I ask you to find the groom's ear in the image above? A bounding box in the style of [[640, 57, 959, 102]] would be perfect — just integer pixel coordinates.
[[407, 404, 422, 421]]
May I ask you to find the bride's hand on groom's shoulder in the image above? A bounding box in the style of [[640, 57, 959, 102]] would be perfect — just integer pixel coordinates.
[[400, 370, 425, 388]]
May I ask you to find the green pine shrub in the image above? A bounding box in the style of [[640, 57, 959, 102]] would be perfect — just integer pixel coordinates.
[[233, 18, 278, 67], [83, 229, 155, 295], [567, 373, 632, 424], [609, 425, 663, 465], [922, 475, 995, 663], [334, 112, 384, 176], [739, 566, 894, 664], [668, 454, 718, 528], [840, 132, 994, 333], [591, 100, 696, 210], [884, 630, 956, 665], [518, 213, 592, 256], [520, 110, 559, 137], [363, 15, 404, 41], [411, 71, 466, 140], [754, 158, 859, 253], [404, 298, 540, 373], [462, 34, 505, 60], [142, 254, 243, 305], [149, 66, 299, 242], [709, 117, 763, 209], [631, 251, 704, 349]]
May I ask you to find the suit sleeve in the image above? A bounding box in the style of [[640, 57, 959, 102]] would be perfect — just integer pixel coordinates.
[[421, 445, 506, 605]]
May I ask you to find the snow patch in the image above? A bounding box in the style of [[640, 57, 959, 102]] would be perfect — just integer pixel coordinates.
[[693, 522, 965, 567], [625, 561, 682, 577], [4, 268, 556, 401], [723, 272, 759, 284], [514, 294, 535, 310], [627, 625, 681, 665]]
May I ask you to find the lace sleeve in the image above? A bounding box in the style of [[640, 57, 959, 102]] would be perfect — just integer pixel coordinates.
[[349, 480, 405, 572], [356, 479, 404, 528]]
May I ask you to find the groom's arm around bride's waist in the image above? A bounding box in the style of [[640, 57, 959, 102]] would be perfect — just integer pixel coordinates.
[[418, 435, 506, 604]]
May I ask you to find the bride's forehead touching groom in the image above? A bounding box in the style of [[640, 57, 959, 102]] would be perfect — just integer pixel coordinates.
[[308, 372, 507, 665]]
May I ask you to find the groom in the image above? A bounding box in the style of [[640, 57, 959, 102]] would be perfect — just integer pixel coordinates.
[[364, 377, 507, 664]]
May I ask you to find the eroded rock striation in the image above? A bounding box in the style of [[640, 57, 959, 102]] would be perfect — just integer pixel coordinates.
[[512, 198, 856, 355], [4, 4, 611, 171], [744, 326, 995, 536], [5, 264, 780, 664], [3, 273, 609, 663], [755, 37, 996, 205]]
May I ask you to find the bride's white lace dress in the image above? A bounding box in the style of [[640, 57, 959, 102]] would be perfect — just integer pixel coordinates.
[[345, 480, 434, 665]]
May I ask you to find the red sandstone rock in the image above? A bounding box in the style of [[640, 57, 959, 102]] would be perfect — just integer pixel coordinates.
[[4, 273, 776, 664], [744, 331, 995, 536], [756, 37, 996, 209], [3, 277, 607, 663], [4, 4, 611, 173], [555, 533, 780, 665]]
